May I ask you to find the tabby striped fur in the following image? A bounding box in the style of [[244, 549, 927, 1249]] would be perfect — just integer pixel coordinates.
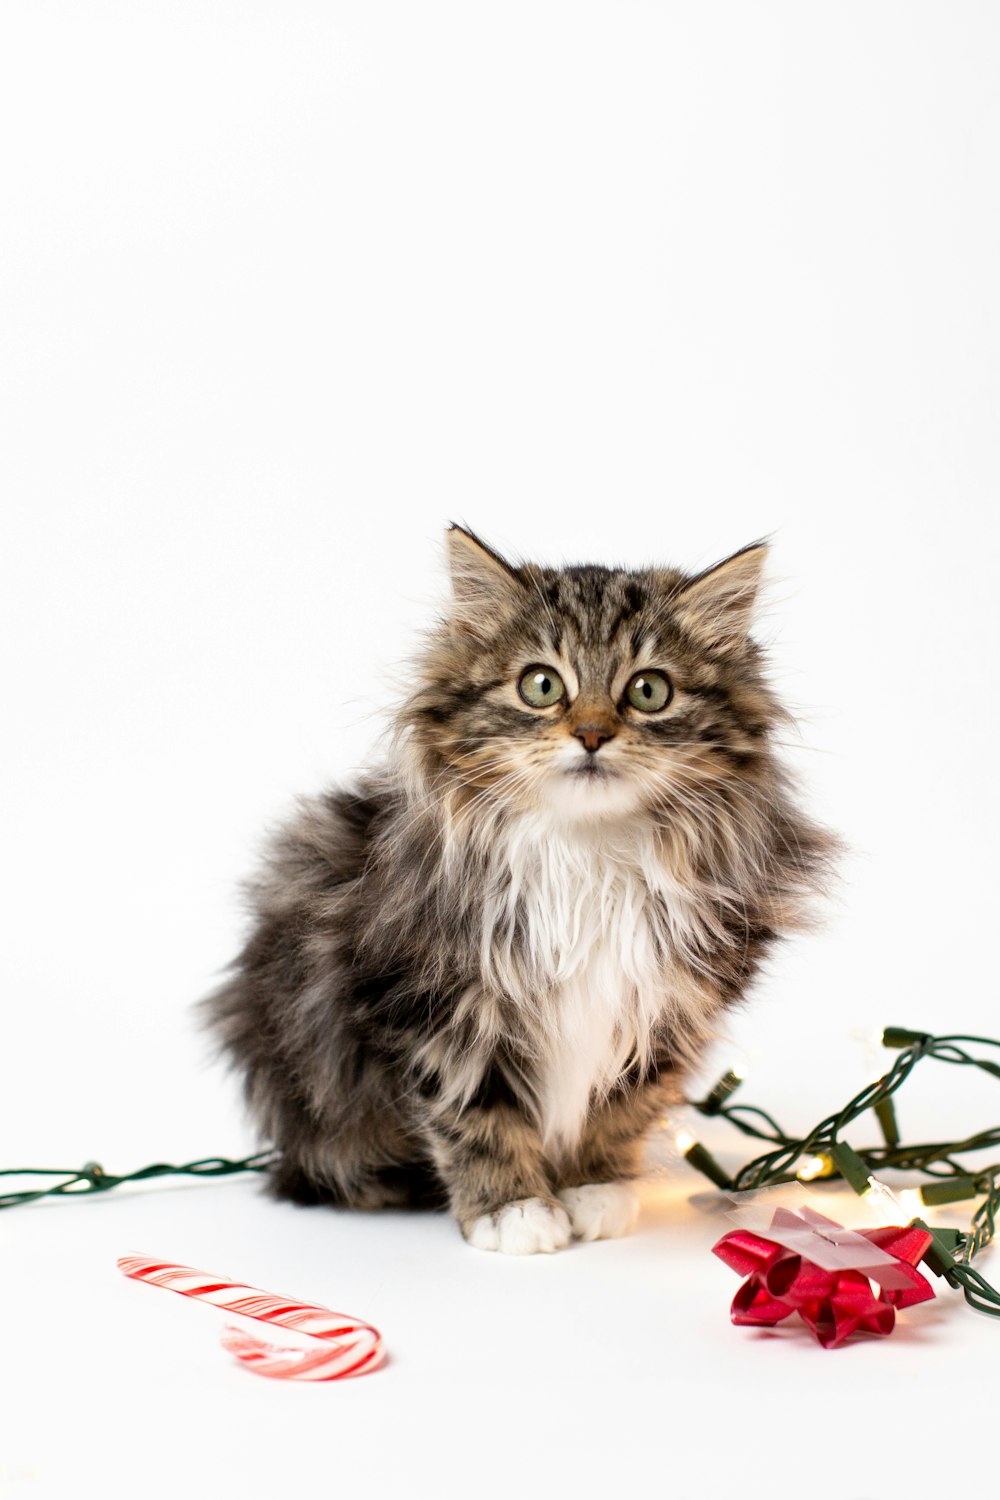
[[201, 526, 837, 1252]]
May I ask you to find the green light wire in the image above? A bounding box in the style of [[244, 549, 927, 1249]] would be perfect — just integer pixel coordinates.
[[2, 1025, 998, 1323], [687, 1027, 1000, 1319], [0, 1151, 278, 1209]]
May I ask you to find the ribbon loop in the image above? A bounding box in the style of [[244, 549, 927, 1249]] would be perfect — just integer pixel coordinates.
[[713, 1210, 935, 1349]]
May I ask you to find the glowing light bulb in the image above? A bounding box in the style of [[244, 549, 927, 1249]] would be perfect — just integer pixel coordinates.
[[862, 1175, 908, 1225], [895, 1188, 925, 1220], [849, 1026, 894, 1085], [728, 1052, 749, 1082], [674, 1128, 697, 1155], [797, 1154, 832, 1182]]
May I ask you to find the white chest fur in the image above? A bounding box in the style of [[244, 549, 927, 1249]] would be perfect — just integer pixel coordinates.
[[481, 819, 718, 1157]]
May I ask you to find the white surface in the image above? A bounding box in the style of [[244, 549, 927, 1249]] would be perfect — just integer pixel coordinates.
[[2, 4, 999, 1497], [4, 1157, 998, 1500]]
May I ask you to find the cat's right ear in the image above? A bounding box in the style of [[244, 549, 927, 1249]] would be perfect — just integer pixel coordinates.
[[445, 524, 524, 639]]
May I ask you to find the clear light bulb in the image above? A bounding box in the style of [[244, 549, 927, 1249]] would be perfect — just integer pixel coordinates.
[[895, 1188, 925, 1220], [862, 1175, 908, 1224]]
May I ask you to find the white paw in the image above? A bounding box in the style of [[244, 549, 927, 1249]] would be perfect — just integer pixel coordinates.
[[465, 1197, 573, 1255], [558, 1182, 640, 1242]]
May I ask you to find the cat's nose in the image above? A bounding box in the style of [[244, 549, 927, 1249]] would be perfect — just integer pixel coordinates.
[[574, 724, 615, 754]]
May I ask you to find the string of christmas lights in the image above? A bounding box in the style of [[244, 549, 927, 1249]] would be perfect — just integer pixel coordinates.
[[679, 1027, 1000, 1318], [2, 1026, 997, 1321], [0, 1150, 277, 1209]]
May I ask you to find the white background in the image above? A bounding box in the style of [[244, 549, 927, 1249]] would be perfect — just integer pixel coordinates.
[[2, 4, 998, 1497]]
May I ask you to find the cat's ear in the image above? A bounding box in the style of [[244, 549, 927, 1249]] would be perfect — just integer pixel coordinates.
[[446, 524, 525, 638], [671, 541, 768, 654]]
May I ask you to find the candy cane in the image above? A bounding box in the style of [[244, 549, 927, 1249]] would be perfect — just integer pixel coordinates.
[[117, 1254, 385, 1381]]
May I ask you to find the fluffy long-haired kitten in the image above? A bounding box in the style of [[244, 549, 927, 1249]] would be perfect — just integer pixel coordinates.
[[202, 526, 836, 1254]]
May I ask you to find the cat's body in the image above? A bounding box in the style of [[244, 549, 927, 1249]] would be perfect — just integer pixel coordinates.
[[202, 527, 836, 1252]]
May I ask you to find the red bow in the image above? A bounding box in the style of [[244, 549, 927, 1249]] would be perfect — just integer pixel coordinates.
[[713, 1217, 935, 1348]]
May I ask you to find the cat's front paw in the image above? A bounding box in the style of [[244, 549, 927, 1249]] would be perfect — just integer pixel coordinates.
[[464, 1197, 573, 1255], [558, 1182, 640, 1242]]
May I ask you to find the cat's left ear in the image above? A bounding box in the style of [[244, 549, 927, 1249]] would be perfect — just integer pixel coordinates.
[[445, 524, 525, 639], [671, 541, 768, 654]]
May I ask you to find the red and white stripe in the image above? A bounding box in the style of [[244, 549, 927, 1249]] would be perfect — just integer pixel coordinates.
[[117, 1253, 385, 1381]]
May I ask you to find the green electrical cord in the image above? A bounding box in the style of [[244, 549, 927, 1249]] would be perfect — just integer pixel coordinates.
[[2, 1026, 997, 1322], [687, 1027, 1000, 1318], [0, 1150, 278, 1209]]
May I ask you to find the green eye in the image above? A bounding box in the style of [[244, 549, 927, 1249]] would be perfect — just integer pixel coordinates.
[[518, 665, 566, 709], [625, 669, 672, 713]]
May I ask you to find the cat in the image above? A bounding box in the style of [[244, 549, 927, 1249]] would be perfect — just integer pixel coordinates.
[[200, 525, 837, 1253]]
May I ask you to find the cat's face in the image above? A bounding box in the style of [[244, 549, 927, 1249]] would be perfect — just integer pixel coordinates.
[[406, 527, 781, 827]]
